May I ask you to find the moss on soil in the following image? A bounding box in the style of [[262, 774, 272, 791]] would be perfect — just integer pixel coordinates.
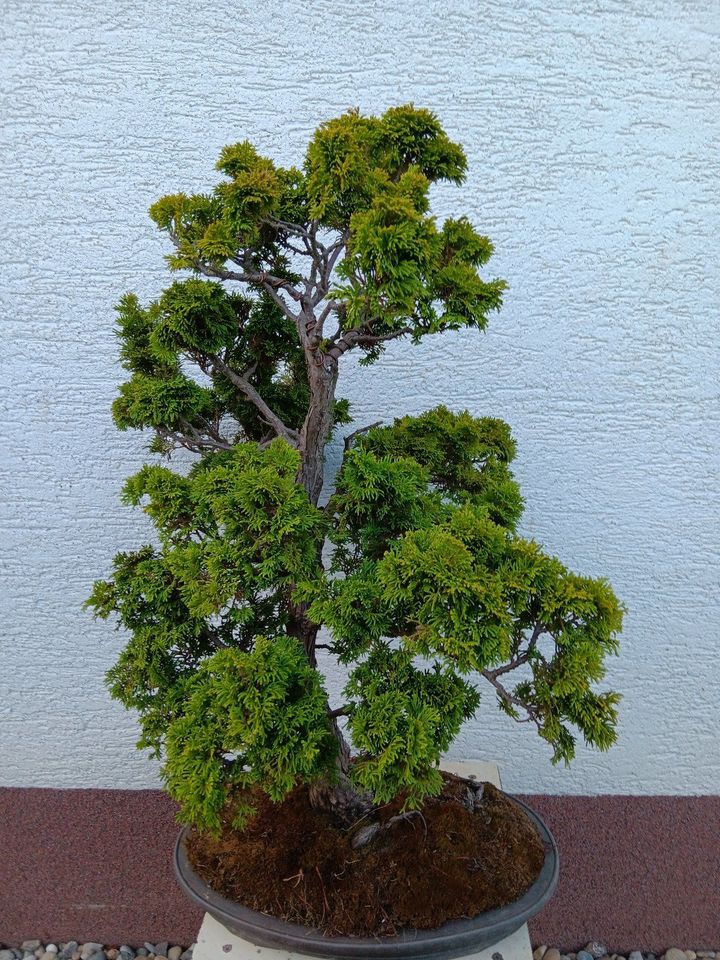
[[186, 772, 545, 937]]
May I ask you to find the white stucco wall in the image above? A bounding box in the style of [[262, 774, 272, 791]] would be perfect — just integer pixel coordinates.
[[1, 0, 719, 795]]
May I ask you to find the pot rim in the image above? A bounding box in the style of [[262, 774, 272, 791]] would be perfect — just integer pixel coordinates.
[[174, 792, 559, 959]]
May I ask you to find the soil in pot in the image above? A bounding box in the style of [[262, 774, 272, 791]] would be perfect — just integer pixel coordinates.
[[185, 772, 545, 938]]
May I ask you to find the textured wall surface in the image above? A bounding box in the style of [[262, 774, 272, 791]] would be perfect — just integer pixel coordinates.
[[1, 0, 718, 794]]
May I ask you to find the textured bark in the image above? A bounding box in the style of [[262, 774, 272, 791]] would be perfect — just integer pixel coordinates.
[[298, 356, 339, 505], [308, 717, 372, 825], [286, 599, 319, 666], [294, 294, 364, 819]]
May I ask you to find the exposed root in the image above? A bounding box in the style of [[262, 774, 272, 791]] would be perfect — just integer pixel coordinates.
[[351, 808, 429, 848]]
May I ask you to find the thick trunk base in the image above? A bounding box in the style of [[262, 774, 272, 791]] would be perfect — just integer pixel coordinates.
[[308, 716, 372, 827]]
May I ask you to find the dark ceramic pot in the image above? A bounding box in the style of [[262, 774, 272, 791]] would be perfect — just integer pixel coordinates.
[[174, 793, 559, 960]]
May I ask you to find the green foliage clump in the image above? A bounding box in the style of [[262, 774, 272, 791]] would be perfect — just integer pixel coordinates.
[[89, 104, 623, 832], [163, 638, 337, 832]]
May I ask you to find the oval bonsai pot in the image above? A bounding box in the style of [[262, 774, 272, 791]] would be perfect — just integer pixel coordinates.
[[174, 793, 559, 960]]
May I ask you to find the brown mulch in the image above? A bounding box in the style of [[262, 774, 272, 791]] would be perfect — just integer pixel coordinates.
[[186, 772, 545, 937]]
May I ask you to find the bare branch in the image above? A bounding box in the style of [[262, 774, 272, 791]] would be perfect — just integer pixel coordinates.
[[310, 231, 347, 307], [262, 282, 303, 323], [207, 353, 300, 446], [328, 705, 351, 719], [343, 420, 383, 451], [166, 226, 305, 327], [316, 298, 340, 328], [481, 669, 542, 729], [284, 240, 313, 258], [265, 218, 317, 241], [156, 424, 233, 455], [181, 418, 234, 450], [326, 325, 415, 361], [326, 234, 348, 274], [485, 623, 545, 681]]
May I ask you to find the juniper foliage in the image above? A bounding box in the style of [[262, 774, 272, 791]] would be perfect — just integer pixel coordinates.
[[87, 105, 623, 832]]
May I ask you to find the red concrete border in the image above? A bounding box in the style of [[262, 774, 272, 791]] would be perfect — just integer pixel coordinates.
[[0, 788, 718, 951]]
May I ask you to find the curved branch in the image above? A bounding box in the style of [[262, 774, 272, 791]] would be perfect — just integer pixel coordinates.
[[156, 424, 233, 455], [200, 258, 303, 321], [207, 353, 300, 446], [343, 420, 383, 451], [484, 623, 544, 685], [264, 217, 317, 241], [481, 669, 541, 726], [326, 325, 415, 361], [167, 228, 304, 324]]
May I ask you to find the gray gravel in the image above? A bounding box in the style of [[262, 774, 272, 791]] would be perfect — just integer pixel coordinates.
[[2, 943, 718, 960], [0, 947, 194, 960], [534, 947, 717, 960]]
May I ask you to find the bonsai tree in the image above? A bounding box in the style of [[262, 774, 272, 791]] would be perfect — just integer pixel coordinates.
[[87, 105, 623, 833]]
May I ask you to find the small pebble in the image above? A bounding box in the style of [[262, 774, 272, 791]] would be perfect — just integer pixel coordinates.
[[136, 952, 148, 958], [168, 949, 182, 960], [351, 822, 380, 848], [667, 951, 687, 960], [586, 945, 608, 960], [40, 954, 57, 960], [180, 947, 194, 960], [534, 948, 548, 960], [629, 952, 644, 960], [106, 952, 118, 960], [144, 947, 156, 956], [118, 949, 134, 959], [687, 953, 697, 960], [578, 952, 594, 960], [545, 950, 561, 960], [60, 946, 79, 960], [0, 950, 16, 960], [81, 948, 103, 960], [71, 953, 81, 960], [45, 950, 58, 957], [86, 953, 106, 960], [155, 946, 168, 959]]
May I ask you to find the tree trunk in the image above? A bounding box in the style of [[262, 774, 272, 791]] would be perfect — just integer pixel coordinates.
[[308, 716, 372, 825], [286, 599, 319, 666], [286, 605, 371, 822], [298, 355, 339, 505], [295, 338, 367, 820]]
